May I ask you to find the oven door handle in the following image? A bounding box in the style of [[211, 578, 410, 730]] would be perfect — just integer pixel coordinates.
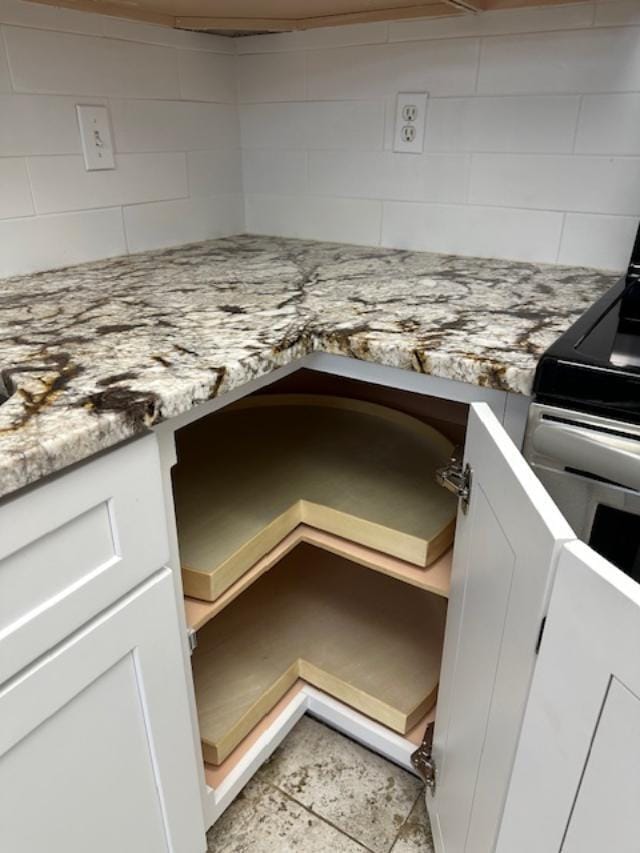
[[531, 420, 640, 492]]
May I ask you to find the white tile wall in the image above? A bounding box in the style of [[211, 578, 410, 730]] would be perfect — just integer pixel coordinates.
[[2, 0, 640, 277], [238, 2, 640, 270], [575, 93, 640, 154], [123, 193, 244, 253], [0, 157, 33, 217], [425, 95, 581, 153], [382, 202, 564, 263], [0, 0, 242, 276], [245, 193, 382, 244], [27, 152, 188, 214], [0, 208, 126, 277], [477, 28, 640, 95]]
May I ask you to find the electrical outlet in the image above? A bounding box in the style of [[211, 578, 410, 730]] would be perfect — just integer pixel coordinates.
[[393, 92, 427, 154], [76, 104, 115, 171]]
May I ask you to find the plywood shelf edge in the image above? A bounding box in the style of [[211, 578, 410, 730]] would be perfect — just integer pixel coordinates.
[[184, 525, 452, 632]]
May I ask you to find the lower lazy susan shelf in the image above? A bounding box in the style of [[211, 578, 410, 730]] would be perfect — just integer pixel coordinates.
[[173, 394, 457, 602], [192, 543, 447, 765]]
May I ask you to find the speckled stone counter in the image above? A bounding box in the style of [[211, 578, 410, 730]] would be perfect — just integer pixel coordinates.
[[0, 235, 617, 499]]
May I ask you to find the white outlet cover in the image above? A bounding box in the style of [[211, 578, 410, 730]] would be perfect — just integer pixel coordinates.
[[76, 104, 115, 171], [393, 92, 428, 154]]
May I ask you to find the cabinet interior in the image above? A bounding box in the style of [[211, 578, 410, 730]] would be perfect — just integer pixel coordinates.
[[172, 369, 468, 790]]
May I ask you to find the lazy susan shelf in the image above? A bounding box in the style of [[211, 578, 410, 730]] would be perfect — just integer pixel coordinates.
[[192, 544, 447, 765], [174, 394, 457, 602]]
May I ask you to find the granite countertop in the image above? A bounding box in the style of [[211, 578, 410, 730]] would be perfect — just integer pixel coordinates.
[[0, 235, 617, 499]]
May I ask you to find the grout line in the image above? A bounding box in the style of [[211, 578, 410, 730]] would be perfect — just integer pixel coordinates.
[[386, 788, 426, 853], [120, 204, 130, 254], [555, 211, 567, 263], [265, 780, 378, 853]]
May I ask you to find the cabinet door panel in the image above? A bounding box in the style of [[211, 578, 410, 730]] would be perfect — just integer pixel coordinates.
[[497, 542, 640, 853], [0, 570, 205, 853], [429, 403, 573, 853], [0, 434, 169, 684]]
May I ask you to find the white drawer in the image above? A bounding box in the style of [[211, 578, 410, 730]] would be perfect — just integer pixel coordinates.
[[0, 434, 169, 683]]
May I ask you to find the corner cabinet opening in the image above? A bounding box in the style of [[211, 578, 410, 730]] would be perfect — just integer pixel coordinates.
[[170, 369, 468, 826]]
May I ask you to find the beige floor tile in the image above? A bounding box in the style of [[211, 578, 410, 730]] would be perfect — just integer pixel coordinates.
[[206, 776, 369, 853], [391, 796, 434, 853], [257, 715, 423, 853]]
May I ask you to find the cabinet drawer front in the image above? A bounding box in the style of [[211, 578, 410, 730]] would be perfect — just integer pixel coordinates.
[[0, 434, 169, 683]]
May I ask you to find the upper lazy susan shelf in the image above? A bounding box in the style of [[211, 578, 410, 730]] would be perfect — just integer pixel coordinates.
[[29, 0, 591, 32]]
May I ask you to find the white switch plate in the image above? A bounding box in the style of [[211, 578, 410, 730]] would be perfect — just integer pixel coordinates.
[[76, 105, 115, 171], [393, 92, 428, 154]]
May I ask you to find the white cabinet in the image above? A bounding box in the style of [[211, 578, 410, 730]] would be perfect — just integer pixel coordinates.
[[0, 434, 170, 683], [0, 570, 205, 853], [496, 541, 640, 853], [429, 403, 573, 853], [432, 403, 640, 853]]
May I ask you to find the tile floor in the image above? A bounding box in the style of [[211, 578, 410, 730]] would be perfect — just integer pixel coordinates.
[[207, 715, 434, 853]]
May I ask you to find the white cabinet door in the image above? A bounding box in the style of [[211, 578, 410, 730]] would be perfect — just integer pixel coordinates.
[[0, 570, 205, 853], [496, 541, 640, 853], [429, 403, 574, 853]]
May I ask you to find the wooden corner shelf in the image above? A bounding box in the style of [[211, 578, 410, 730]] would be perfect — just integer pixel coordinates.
[[174, 395, 457, 603], [184, 524, 452, 632], [192, 543, 447, 765]]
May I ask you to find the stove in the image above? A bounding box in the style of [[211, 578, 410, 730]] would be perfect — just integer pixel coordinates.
[[524, 223, 640, 583], [534, 225, 640, 425]]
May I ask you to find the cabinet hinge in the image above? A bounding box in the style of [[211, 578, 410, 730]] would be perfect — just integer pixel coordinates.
[[535, 617, 547, 655], [187, 627, 198, 655], [411, 721, 437, 794], [436, 447, 472, 514]]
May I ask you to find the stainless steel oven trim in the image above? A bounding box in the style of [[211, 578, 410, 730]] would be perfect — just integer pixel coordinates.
[[524, 403, 640, 493]]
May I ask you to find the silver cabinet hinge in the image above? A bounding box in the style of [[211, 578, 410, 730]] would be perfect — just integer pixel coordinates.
[[411, 721, 437, 794], [436, 447, 472, 514], [187, 627, 198, 655]]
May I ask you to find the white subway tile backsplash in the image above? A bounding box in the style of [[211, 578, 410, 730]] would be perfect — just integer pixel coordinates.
[[306, 39, 480, 100], [389, 3, 594, 42], [307, 100, 386, 150], [187, 149, 242, 196], [382, 201, 564, 263], [4, 26, 180, 97], [237, 51, 305, 102], [0, 158, 34, 218], [470, 154, 640, 215], [558, 212, 638, 270], [235, 21, 388, 54], [0, 207, 126, 277], [576, 94, 640, 154], [0, 94, 106, 156], [425, 95, 581, 153], [99, 16, 233, 52], [245, 193, 382, 244], [28, 152, 187, 214], [240, 103, 308, 149], [423, 154, 471, 204], [307, 149, 469, 203], [242, 149, 307, 195], [478, 28, 640, 94], [595, 1, 640, 26], [123, 193, 243, 253], [2, 0, 640, 277], [178, 49, 236, 102], [240, 100, 385, 151], [0, 0, 104, 34], [110, 100, 238, 152], [0, 35, 11, 91]]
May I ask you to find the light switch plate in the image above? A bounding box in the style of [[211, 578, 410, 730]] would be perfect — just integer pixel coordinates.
[[76, 105, 115, 171], [393, 92, 428, 154]]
